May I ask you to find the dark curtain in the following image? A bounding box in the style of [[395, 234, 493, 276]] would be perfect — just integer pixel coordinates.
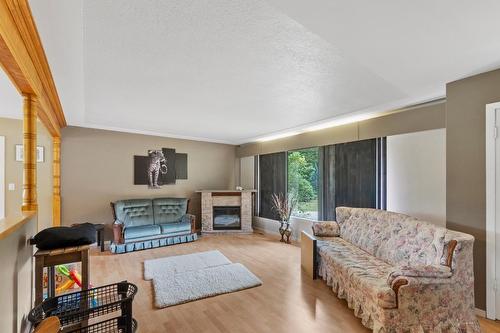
[[376, 137, 387, 210], [322, 145, 336, 220], [322, 138, 386, 220], [259, 152, 286, 220]]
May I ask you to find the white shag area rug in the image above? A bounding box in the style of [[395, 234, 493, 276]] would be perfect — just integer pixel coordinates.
[[144, 250, 231, 280], [144, 250, 262, 308]]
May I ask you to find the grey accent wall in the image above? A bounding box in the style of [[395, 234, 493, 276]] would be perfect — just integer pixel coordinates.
[[60, 126, 236, 232], [446, 68, 500, 310]]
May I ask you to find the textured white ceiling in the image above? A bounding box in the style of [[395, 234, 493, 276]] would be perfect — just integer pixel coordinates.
[[27, 0, 500, 143]]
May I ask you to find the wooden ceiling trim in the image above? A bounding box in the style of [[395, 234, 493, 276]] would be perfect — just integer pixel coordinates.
[[0, 0, 66, 136], [0, 33, 31, 93]]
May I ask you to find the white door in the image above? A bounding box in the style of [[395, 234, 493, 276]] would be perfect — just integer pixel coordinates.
[[486, 103, 500, 319], [495, 108, 500, 319]]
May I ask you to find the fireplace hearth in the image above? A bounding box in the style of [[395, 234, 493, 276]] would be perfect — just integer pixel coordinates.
[[213, 206, 241, 230]]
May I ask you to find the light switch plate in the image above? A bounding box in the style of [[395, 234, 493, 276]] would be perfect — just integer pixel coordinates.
[[8, 183, 15, 191]]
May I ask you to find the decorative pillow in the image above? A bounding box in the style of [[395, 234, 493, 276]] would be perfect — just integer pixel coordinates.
[[32, 223, 97, 250], [312, 221, 340, 237]]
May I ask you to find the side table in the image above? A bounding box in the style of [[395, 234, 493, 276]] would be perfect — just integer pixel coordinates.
[[94, 224, 105, 252], [71, 223, 106, 252], [34, 245, 90, 305]]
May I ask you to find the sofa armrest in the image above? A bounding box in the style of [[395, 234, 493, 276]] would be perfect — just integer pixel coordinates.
[[311, 221, 340, 237], [301, 231, 317, 279], [181, 214, 196, 233], [387, 265, 452, 286], [112, 222, 124, 244], [390, 274, 456, 310]]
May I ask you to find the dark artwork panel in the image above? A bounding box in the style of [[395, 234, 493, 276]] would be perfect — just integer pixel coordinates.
[[134, 156, 150, 185], [160, 148, 176, 185], [259, 152, 286, 220], [175, 153, 188, 179]]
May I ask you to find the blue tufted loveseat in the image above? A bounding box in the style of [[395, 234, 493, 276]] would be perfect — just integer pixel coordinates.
[[110, 198, 197, 253]]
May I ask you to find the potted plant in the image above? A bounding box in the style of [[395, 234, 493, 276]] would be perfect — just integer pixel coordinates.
[[271, 193, 296, 244]]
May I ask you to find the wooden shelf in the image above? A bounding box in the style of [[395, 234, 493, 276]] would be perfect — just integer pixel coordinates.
[[0, 211, 36, 240]]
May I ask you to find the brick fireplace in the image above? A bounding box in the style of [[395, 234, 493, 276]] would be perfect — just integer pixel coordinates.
[[197, 190, 255, 234]]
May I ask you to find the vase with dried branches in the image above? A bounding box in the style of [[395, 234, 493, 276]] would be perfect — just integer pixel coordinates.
[[271, 193, 296, 244]]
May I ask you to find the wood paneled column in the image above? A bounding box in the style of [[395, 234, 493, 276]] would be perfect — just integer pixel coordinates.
[[21, 93, 37, 212], [53, 136, 61, 226]]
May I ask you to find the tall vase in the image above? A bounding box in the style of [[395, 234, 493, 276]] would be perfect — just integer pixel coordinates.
[[279, 220, 292, 243], [279, 220, 285, 242], [284, 222, 292, 244]]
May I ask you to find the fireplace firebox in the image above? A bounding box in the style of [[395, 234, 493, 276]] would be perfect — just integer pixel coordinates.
[[213, 206, 241, 230]]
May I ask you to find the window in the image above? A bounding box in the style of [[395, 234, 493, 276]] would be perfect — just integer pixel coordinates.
[[287, 147, 319, 220]]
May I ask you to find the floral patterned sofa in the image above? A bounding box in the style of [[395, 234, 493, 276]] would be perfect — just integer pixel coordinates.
[[301, 207, 479, 333]]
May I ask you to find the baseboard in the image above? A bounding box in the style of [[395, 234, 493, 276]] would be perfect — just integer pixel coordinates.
[[475, 308, 486, 318], [253, 226, 281, 237]]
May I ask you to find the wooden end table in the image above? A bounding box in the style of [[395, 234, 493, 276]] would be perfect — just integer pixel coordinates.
[[34, 245, 90, 305], [71, 223, 106, 252], [94, 224, 105, 252]]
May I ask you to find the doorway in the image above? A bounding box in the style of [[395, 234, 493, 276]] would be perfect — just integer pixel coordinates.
[[486, 101, 500, 319]]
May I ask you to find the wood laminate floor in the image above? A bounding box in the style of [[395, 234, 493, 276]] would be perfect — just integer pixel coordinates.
[[90, 233, 500, 333]]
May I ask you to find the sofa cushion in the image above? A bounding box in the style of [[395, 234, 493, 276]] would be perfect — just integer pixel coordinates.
[[336, 207, 446, 267], [159, 222, 191, 234], [114, 199, 154, 227], [153, 198, 188, 224], [312, 221, 340, 237], [124, 225, 161, 240], [317, 237, 397, 309]]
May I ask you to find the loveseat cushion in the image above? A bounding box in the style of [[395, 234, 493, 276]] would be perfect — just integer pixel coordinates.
[[317, 237, 397, 309], [124, 225, 161, 240], [336, 207, 446, 267], [114, 199, 154, 227], [153, 198, 188, 224], [159, 222, 191, 234]]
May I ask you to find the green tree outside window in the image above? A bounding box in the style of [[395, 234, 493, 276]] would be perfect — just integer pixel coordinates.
[[287, 148, 319, 219]]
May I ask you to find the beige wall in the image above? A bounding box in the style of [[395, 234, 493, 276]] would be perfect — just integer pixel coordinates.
[[60, 126, 236, 232], [446, 68, 500, 310], [0, 117, 53, 230], [236, 101, 445, 157], [0, 215, 37, 333], [239, 156, 255, 190], [0, 119, 52, 333], [387, 129, 446, 226]]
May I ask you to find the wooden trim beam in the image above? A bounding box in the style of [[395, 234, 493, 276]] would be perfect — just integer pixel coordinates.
[[22, 93, 37, 212], [0, 0, 67, 226], [0, 0, 66, 137], [52, 136, 61, 226], [0, 33, 32, 93]]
